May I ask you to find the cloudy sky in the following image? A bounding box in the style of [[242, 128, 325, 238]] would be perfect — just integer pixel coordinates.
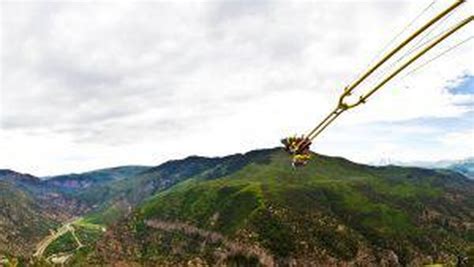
[[1, 0, 473, 176]]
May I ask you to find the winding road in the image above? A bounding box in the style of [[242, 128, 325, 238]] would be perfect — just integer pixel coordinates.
[[33, 217, 83, 258]]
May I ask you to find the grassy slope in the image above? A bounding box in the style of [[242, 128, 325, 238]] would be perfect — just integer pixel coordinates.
[[134, 148, 473, 265], [83, 150, 272, 224], [41, 219, 105, 266], [48, 148, 473, 266]]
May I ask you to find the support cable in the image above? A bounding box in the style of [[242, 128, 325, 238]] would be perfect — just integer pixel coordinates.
[[402, 35, 473, 79], [302, 0, 466, 144], [366, 11, 461, 93], [307, 15, 473, 143], [346, 0, 437, 88]]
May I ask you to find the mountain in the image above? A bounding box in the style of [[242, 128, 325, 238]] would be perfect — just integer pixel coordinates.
[[44, 165, 151, 190], [0, 169, 40, 183], [0, 169, 42, 193], [0, 171, 57, 257], [0, 166, 150, 259], [445, 158, 474, 179], [81, 153, 268, 225], [54, 148, 474, 266], [2, 149, 473, 266], [392, 157, 474, 179]]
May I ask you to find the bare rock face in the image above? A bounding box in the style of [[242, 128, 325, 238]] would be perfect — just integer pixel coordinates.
[[378, 250, 400, 267]]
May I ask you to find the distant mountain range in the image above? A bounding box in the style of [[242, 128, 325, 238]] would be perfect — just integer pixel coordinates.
[[43, 165, 151, 190], [0, 148, 473, 266], [372, 157, 474, 179]]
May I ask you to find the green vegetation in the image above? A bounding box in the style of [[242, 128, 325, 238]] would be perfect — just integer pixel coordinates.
[[44, 232, 77, 256], [3, 148, 473, 266], [118, 148, 472, 265], [42, 220, 105, 265], [142, 180, 264, 234]]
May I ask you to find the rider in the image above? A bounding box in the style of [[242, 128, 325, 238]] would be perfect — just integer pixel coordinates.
[[281, 135, 312, 167]]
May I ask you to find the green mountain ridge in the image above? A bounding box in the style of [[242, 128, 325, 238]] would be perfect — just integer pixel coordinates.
[[1, 148, 473, 266], [80, 149, 274, 225], [73, 148, 474, 266]]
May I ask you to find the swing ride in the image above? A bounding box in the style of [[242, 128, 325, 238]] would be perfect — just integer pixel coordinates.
[[282, 0, 473, 167]]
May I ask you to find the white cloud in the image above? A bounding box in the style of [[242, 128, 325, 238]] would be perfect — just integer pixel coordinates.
[[0, 0, 473, 175], [438, 129, 474, 159]]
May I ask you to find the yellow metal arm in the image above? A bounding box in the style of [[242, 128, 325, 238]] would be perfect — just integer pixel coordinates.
[[300, 1, 471, 145], [338, 0, 465, 105], [306, 15, 473, 142], [355, 15, 474, 107]]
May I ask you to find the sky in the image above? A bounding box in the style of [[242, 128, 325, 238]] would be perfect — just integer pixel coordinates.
[[1, 0, 473, 176]]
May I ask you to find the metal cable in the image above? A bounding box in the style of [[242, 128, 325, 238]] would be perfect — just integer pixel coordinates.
[[393, 6, 460, 66], [359, 7, 461, 99], [296, 1, 469, 150], [401, 35, 473, 79], [346, 0, 437, 87], [307, 15, 473, 143]]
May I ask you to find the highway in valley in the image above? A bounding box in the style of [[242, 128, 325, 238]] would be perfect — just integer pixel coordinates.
[[33, 217, 83, 259]]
